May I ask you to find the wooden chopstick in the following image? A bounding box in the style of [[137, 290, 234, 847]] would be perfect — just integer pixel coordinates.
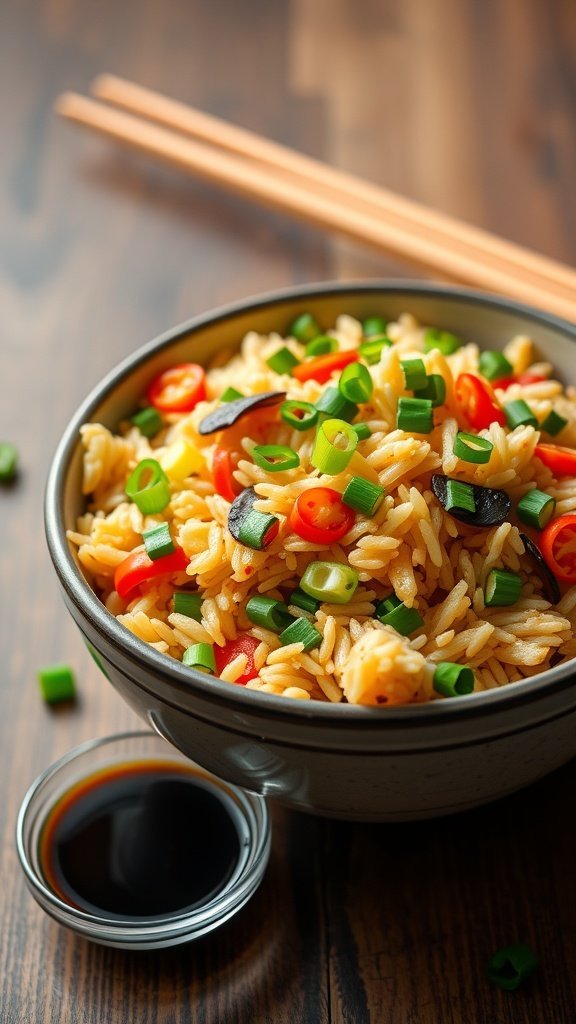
[[91, 75, 576, 305], [55, 89, 576, 323]]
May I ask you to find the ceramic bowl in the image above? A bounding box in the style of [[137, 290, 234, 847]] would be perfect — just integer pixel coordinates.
[[45, 282, 576, 821]]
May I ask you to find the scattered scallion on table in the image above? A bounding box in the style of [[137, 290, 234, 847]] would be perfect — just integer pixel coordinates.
[[486, 944, 539, 991], [484, 569, 522, 607], [0, 442, 18, 482], [433, 662, 475, 697], [38, 664, 76, 704], [517, 489, 556, 529]]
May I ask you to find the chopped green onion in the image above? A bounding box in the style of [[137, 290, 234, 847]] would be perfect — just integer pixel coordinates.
[[433, 662, 475, 697], [221, 386, 244, 402], [413, 374, 446, 407], [504, 399, 538, 430], [342, 476, 386, 515], [311, 418, 358, 474], [300, 561, 359, 604], [252, 444, 300, 472], [142, 522, 175, 561], [485, 569, 522, 607], [173, 592, 203, 620], [125, 459, 171, 514], [375, 594, 424, 636], [266, 346, 300, 375], [237, 510, 279, 550], [0, 442, 18, 482], [183, 643, 216, 673], [315, 387, 358, 422], [130, 406, 163, 438], [517, 488, 556, 529], [289, 588, 320, 614], [396, 397, 434, 433], [359, 336, 392, 364], [486, 944, 539, 991], [445, 479, 476, 513], [305, 335, 338, 356], [423, 328, 462, 355], [478, 350, 513, 381], [289, 312, 322, 344], [279, 617, 322, 651], [401, 358, 427, 391], [281, 400, 319, 432], [246, 595, 295, 631], [453, 432, 494, 464], [339, 362, 374, 403], [541, 410, 567, 436], [38, 664, 76, 704], [362, 315, 388, 337], [352, 422, 372, 441]]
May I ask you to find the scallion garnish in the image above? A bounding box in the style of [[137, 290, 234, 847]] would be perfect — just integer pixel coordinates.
[[142, 522, 175, 561], [504, 399, 538, 430], [352, 422, 372, 441], [300, 561, 359, 604], [246, 595, 295, 631], [38, 664, 76, 704], [252, 444, 300, 472], [413, 374, 446, 407], [221, 386, 244, 402], [424, 328, 462, 355], [130, 406, 163, 438], [445, 478, 476, 513], [362, 315, 388, 337], [306, 335, 338, 356], [375, 594, 424, 636], [266, 347, 301, 375], [453, 432, 494, 464], [281, 400, 319, 432], [478, 350, 513, 381], [401, 358, 427, 391], [173, 592, 203, 620], [183, 643, 216, 674], [0, 442, 18, 482], [289, 588, 320, 614], [484, 568, 522, 607], [125, 459, 171, 514], [342, 476, 386, 515], [396, 397, 434, 433], [541, 410, 568, 436], [315, 386, 358, 422], [279, 617, 322, 651], [433, 662, 475, 697], [486, 944, 539, 991], [358, 336, 392, 364], [289, 312, 322, 343], [237, 510, 279, 550], [311, 418, 358, 474], [517, 489, 556, 529], [338, 362, 374, 404]]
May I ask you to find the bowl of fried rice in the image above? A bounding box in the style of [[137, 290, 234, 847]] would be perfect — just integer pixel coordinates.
[[45, 281, 576, 820]]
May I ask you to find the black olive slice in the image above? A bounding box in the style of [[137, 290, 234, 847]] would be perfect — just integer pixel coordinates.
[[198, 391, 285, 435], [520, 533, 561, 605], [431, 474, 511, 527]]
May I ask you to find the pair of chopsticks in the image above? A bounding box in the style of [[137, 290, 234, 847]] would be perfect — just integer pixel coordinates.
[[56, 75, 576, 323]]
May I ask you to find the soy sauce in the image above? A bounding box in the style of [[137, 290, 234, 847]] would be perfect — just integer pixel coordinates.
[[39, 761, 242, 919]]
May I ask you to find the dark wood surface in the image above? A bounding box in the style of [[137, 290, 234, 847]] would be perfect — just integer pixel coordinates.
[[1, 1, 576, 1021]]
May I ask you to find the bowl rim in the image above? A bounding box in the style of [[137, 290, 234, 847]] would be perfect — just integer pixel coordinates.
[[45, 279, 576, 727]]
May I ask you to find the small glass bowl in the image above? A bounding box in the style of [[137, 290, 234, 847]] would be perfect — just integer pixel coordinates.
[[16, 731, 271, 949]]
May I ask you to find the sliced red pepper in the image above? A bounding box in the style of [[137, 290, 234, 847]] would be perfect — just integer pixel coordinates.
[[147, 363, 206, 413], [292, 350, 359, 384], [114, 546, 190, 600], [534, 444, 576, 476], [540, 514, 576, 583], [493, 373, 548, 390], [212, 446, 242, 503], [455, 373, 506, 430], [214, 634, 260, 685], [288, 487, 355, 544]]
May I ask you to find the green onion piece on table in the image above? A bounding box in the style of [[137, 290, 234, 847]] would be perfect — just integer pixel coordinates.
[[342, 476, 386, 516], [173, 591, 203, 620], [358, 336, 392, 364], [423, 328, 462, 355], [305, 335, 338, 356], [315, 387, 358, 422], [221, 386, 244, 402], [339, 362, 374, 403], [478, 350, 513, 381], [300, 561, 360, 604], [484, 569, 522, 607], [288, 587, 320, 614], [504, 399, 538, 430], [281, 400, 319, 432], [396, 397, 434, 433], [289, 312, 322, 344], [252, 444, 300, 472], [445, 479, 476, 513], [352, 422, 372, 441], [362, 315, 388, 338], [246, 595, 295, 631], [0, 442, 18, 482], [125, 459, 171, 514], [183, 643, 216, 673], [266, 346, 300, 375], [486, 944, 539, 991], [130, 406, 163, 438], [517, 489, 556, 529], [453, 432, 494, 464], [540, 410, 567, 436], [279, 617, 322, 651], [38, 664, 76, 704], [311, 418, 358, 474], [401, 358, 427, 391], [142, 522, 175, 561], [413, 374, 446, 407], [433, 662, 475, 697], [375, 594, 424, 636]]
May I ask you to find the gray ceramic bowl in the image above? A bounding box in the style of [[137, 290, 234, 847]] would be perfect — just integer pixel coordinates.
[[45, 282, 576, 821]]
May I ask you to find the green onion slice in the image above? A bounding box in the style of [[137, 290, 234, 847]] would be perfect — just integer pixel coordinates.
[[413, 374, 446, 407], [352, 422, 372, 441], [125, 459, 171, 514], [130, 406, 163, 438], [342, 476, 386, 516], [252, 444, 300, 472], [401, 358, 427, 391], [396, 397, 434, 434], [305, 335, 338, 356], [288, 588, 320, 614], [279, 617, 322, 651], [315, 387, 358, 422], [289, 312, 322, 343], [300, 561, 360, 604], [375, 594, 424, 636], [221, 386, 244, 402], [142, 522, 175, 561], [183, 642, 216, 673], [423, 328, 462, 355], [246, 595, 295, 632], [486, 944, 539, 991], [173, 591, 203, 620], [433, 662, 475, 697], [339, 362, 374, 403], [453, 432, 494, 464], [540, 410, 567, 436], [38, 664, 76, 704], [517, 489, 556, 529], [358, 336, 392, 364], [504, 399, 538, 430], [281, 400, 319, 432], [362, 315, 388, 337], [266, 346, 300, 374], [485, 568, 522, 607], [478, 350, 513, 381], [0, 442, 18, 482], [311, 418, 358, 474], [237, 510, 279, 550], [445, 479, 476, 513]]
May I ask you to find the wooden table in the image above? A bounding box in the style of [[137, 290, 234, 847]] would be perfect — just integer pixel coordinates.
[[1, 1, 575, 1021]]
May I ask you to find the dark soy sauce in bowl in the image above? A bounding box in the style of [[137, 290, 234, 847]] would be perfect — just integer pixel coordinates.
[[39, 760, 242, 919]]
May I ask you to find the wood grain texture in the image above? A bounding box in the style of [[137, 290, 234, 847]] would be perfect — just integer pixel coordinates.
[[0, 0, 575, 1022]]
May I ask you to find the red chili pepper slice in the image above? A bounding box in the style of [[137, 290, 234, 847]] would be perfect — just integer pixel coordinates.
[[455, 373, 506, 430], [212, 447, 242, 503], [540, 514, 576, 583], [493, 373, 548, 390], [288, 487, 355, 544], [114, 546, 190, 600], [147, 363, 206, 413], [292, 350, 359, 384], [214, 634, 260, 685], [534, 444, 576, 476]]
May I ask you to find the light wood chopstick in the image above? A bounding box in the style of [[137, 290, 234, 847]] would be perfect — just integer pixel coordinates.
[[91, 74, 576, 305], [55, 90, 576, 323]]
